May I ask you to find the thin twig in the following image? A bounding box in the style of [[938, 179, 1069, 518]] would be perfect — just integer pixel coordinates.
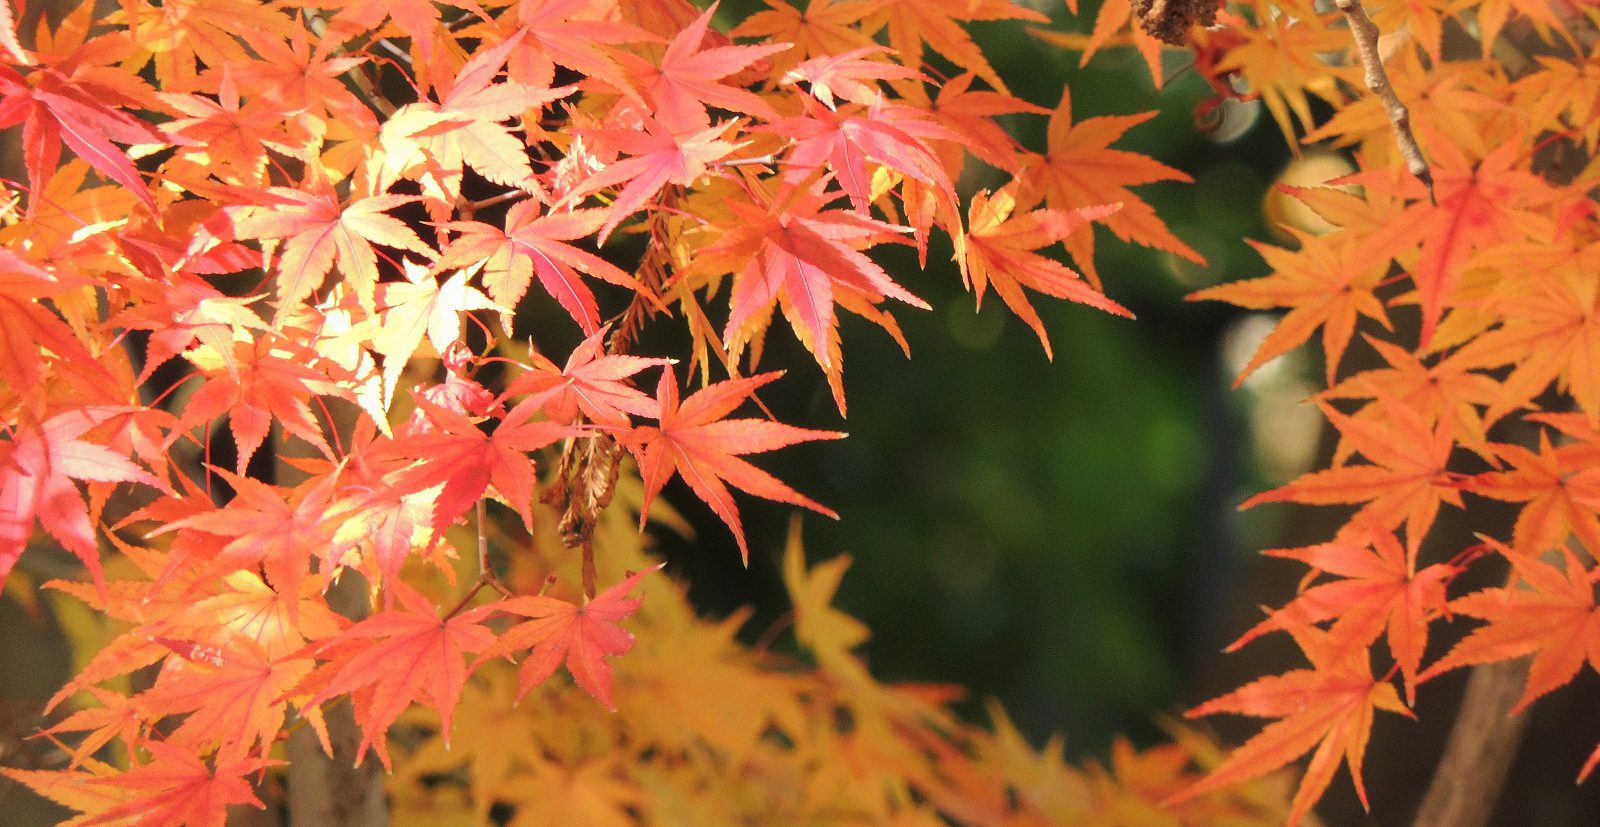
[[446, 499, 511, 617], [1334, 0, 1435, 202], [373, 37, 412, 65], [476, 499, 512, 597]]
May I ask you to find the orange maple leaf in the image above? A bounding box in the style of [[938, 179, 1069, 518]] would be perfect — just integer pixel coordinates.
[[963, 185, 1131, 359], [1017, 88, 1201, 286], [1190, 230, 1390, 387], [300, 584, 497, 768], [1466, 428, 1600, 555], [627, 369, 844, 563], [475, 566, 661, 709], [1228, 522, 1458, 703], [859, 0, 1047, 94], [1243, 400, 1461, 548], [1173, 626, 1412, 826], [1420, 541, 1600, 717], [1352, 134, 1556, 348], [77, 741, 277, 827]]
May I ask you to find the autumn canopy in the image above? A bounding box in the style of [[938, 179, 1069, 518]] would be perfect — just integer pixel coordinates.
[[3, 0, 1600, 823]]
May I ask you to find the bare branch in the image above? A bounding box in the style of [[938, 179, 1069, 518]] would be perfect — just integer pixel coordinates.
[[1334, 0, 1435, 201]]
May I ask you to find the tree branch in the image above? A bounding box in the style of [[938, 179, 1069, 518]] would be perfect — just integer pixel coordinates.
[[1334, 0, 1435, 201], [1412, 658, 1530, 827]]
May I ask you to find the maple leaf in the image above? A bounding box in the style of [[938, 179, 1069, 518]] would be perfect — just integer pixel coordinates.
[[231, 188, 434, 314], [442, 202, 649, 335], [626, 369, 844, 563], [0, 248, 110, 395], [1242, 400, 1461, 548], [300, 583, 497, 768], [619, 1, 790, 133], [502, 326, 671, 428], [779, 46, 923, 111], [0, 63, 161, 212], [171, 336, 344, 474], [1017, 88, 1200, 286], [963, 185, 1132, 359], [1466, 429, 1600, 555], [138, 637, 308, 761], [1321, 335, 1501, 463], [1228, 523, 1457, 703], [109, 275, 267, 383], [158, 65, 308, 186], [1453, 242, 1600, 423], [388, 397, 576, 533], [510, 0, 657, 95], [379, 33, 575, 210], [1172, 626, 1412, 826], [1351, 133, 1557, 348], [0, 408, 168, 592], [733, 0, 876, 74], [231, 21, 373, 133], [923, 72, 1047, 174], [688, 183, 928, 412], [1421, 541, 1600, 719], [475, 566, 660, 709], [39, 686, 145, 768], [567, 118, 744, 245], [769, 98, 960, 216], [76, 741, 278, 827], [859, 0, 1047, 94], [371, 260, 502, 409], [782, 517, 868, 668], [1190, 230, 1390, 386], [154, 471, 335, 614]]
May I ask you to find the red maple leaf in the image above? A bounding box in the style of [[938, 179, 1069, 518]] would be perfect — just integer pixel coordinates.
[[626, 369, 844, 563], [688, 182, 928, 412], [0, 63, 161, 212], [170, 336, 344, 474], [566, 118, 744, 244], [0, 248, 109, 394], [1, 408, 168, 591], [475, 565, 661, 709]]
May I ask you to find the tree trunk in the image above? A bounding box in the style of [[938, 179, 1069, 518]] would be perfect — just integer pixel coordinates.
[[1412, 658, 1530, 827]]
